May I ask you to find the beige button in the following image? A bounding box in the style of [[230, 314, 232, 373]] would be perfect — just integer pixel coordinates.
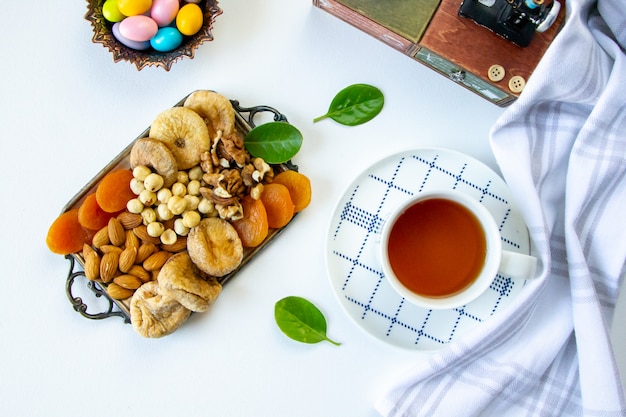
[[509, 76, 526, 93], [487, 65, 505, 82]]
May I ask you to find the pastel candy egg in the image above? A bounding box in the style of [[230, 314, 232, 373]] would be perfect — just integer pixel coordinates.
[[150, 27, 183, 52], [119, 15, 158, 42], [102, 0, 125, 23], [112, 22, 151, 50], [117, 0, 152, 16], [176, 3, 203, 36], [150, 0, 179, 27]]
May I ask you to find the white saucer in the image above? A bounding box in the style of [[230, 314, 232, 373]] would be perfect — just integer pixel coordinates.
[[325, 148, 530, 350]]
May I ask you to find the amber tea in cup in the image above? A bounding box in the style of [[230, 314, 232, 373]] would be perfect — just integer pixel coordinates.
[[380, 190, 537, 309], [386, 197, 486, 297]]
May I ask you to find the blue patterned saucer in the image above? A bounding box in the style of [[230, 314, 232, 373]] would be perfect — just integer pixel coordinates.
[[325, 148, 530, 350]]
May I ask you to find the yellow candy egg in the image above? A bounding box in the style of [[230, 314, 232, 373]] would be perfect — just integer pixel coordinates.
[[176, 3, 203, 36], [117, 0, 152, 17]]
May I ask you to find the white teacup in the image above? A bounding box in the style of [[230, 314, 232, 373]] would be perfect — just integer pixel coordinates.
[[379, 190, 537, 310]]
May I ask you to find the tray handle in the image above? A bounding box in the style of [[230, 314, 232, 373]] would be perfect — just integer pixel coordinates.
[[65, 255, 130, 323], [230, 100, 288, 128]]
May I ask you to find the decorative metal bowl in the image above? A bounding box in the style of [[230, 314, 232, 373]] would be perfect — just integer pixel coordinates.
[[84, 0, 222, 71]]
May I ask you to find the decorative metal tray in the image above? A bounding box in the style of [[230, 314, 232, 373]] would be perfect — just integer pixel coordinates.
[[64, 93, 297, 323]]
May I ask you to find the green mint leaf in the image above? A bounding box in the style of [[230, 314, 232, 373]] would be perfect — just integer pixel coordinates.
[[313, 83, 384, 126], [244, 122, 303, 164], [274, 296, 341, 346]]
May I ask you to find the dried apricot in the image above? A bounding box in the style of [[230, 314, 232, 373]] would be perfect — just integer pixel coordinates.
[[78, 193, 116, 231], [232, 195, 269, 247], [96, 169, 136, 213], [272, 170, 311, 212], [259, 183, 294, 229], [46, 209, 92, 255]]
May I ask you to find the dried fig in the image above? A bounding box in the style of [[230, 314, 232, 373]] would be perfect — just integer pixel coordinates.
[[130, 281, 191, 338], [149, 107, 210, 170], [158, 252, 222, 312], [183, 90, 236, 139], [130, 138, 179, 187], [187, 217, 243, 277]]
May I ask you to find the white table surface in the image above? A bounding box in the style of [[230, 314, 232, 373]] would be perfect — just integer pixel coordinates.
[[1, 1, 623, 416]]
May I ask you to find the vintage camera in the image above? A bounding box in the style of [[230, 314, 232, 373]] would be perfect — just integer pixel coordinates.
[[459, 0, 562, 47]]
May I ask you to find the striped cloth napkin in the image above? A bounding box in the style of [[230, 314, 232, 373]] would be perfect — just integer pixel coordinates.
[[375, 0, 626, 415]]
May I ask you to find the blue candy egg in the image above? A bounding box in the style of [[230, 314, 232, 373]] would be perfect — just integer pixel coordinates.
[[150, 27, 183, 52]]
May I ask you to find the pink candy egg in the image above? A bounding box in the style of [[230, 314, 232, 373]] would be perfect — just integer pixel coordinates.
[[150, 0, 179, 27], [119, 15, 158, 42], [112, 22, 151, 50]]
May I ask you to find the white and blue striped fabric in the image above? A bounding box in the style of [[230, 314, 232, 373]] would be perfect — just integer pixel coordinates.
[[376, 0, 626, 415]]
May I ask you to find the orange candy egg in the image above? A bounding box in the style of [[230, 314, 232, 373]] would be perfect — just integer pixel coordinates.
[[176, 3, 203, 36]]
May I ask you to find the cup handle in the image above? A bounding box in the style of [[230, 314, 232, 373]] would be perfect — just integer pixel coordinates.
[[499, 250, 538, 280]]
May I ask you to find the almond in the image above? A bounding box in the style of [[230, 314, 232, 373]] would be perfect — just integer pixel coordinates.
[[162, 217, 176, 231], [117, 212, 142, 229], [119, 246, 138, 273], [133, 225, 162, 245], [82, 243, 95, 260], [82, 243, 94, 259], [136, 242, 157, 263], [125, 229, 140, 250], [84, 248, 100, 281], [99, 245, 123, 254], [127, 264, 151, 282], [113, 274, 142, 290], [107, 283, 135, 300], [143, 250, 172, 271], [160, 236, 188, 253], [108, 217, 126, 246], [92, 226, 110, 249], [100, 251, 119, 283]]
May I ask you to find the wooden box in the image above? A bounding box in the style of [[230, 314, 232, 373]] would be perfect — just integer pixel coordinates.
[[313, 0, 566, 106]]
